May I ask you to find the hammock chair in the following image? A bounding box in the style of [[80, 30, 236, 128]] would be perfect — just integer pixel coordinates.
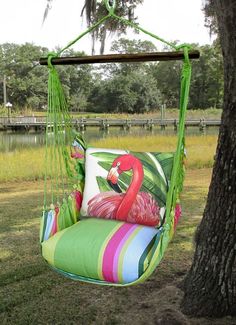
[[39, 0, 199, 286]]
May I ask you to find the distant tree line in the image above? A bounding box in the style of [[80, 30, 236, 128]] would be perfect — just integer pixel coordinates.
[[0, 39, 223, 114]]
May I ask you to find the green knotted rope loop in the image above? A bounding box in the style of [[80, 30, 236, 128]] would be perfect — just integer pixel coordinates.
[[175, 43, 192, 51], [176, 44, 192, 65], [47, 52, 58, 70], [104, 0, 116, 15]]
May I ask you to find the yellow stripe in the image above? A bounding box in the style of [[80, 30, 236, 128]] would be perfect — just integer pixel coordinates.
[[121, 231, 165, 286], [41, 227, 67, 266], [97, 222, 124, 280], [117, 226, 142, 283], [137, 232, 166, 283]]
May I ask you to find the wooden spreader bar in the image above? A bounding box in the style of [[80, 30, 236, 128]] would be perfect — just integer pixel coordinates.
[[39, 50, 200, 66]]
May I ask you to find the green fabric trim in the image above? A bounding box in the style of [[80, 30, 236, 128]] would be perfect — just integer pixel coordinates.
[[138, 235, 156, 277], [42, 228, 66, 266]]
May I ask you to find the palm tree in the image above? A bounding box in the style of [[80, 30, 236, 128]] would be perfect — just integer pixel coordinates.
[[43, 0, 143, 54], [81, 0, 98, 25], [43, 0, 97, 25]]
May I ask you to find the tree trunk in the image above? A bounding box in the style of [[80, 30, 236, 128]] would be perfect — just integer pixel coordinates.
[[181, 0, 236, 317]]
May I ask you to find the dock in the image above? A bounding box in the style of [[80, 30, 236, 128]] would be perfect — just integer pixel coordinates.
[[0, 116, 221, 133]]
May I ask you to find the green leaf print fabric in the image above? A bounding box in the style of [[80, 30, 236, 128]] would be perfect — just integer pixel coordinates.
[[81, 148, 174, 227]]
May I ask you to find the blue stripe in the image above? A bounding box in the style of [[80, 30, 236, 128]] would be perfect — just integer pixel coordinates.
[[44, 210, 54, 241], [122, 227, 158, 283]]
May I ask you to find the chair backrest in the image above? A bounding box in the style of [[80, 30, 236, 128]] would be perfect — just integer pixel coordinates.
[[80, 147, 175, 227]]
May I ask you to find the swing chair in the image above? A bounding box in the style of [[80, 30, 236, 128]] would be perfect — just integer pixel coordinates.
[[39, 0, 200, 286]]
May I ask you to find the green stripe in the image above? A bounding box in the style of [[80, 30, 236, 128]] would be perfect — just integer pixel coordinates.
[[45, 227, 165, 287], [138, 236, 156, 278], [53, 218, 125, 280], [97, 222, 124, 280], [40, 211, 48, 243], [41, 227, 66, 266], [143, 229, 165, 277]]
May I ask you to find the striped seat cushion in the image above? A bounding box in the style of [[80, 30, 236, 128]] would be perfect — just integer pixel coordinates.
[[42, 218, 160, 284]]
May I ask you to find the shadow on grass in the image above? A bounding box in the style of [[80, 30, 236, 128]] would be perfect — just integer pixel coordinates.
[[2, 173, 235, 325]]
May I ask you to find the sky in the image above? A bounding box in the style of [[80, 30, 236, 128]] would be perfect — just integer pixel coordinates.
[[0, 0, 214, 54]]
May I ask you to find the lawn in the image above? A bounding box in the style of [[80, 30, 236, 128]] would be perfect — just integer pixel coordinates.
[[0, 134, 217, 182], [0, 107, 222, 120], [1, 169, 236, 324], [1, 131, 235, 324]]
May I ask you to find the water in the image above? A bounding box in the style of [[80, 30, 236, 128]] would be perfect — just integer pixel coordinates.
[[0, 126, 219, 152]]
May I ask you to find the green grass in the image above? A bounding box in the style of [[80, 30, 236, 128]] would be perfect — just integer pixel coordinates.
[[1, 170, 235, 324], [93, 134, 218, 169], [0, 134, 217, 182], [1, 107, 222, 119], [70, 108, 222, 120], [0, 147, 45, 182]]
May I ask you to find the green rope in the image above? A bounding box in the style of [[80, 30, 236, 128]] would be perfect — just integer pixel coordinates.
[[57, 14, 111, 56], [43, 0, 193, 221], [165, 46, 192, 226], [111, 13, 178, 51], [53, 71, 65, 203], [43, 72, 51, 209], [54, 0, 190, 59], [105, 0, 116, 14], [48, 71, 55, 205], [44, 54, 77, 209]]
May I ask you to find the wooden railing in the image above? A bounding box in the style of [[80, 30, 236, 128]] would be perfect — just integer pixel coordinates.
[[0, 116, 221, 132]]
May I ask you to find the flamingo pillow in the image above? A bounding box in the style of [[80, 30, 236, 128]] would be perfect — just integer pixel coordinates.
[[80, 147, 174, 227]]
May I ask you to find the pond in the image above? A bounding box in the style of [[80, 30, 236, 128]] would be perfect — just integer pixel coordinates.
[[0, 126, 219, 152]]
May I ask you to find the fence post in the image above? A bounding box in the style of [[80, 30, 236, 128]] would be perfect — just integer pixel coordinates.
[[161, 104, 166, 130]]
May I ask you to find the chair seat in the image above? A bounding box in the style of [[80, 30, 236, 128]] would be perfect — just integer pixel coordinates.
[[42, 218, 160, 284]]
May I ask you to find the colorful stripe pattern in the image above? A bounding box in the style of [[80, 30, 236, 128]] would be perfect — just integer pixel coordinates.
[[42, 218, 159, 284], [102, 223, 138, 283], [40, 190, 82, 242]]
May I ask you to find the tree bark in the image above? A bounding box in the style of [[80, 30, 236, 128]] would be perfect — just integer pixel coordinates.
[[181, 0, 236, 317]]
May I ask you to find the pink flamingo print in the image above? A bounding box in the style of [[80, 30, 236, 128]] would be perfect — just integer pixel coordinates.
[[174, 203, 182, 229], [88, 154, 160, 226], [71, 139, 84, 159]]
